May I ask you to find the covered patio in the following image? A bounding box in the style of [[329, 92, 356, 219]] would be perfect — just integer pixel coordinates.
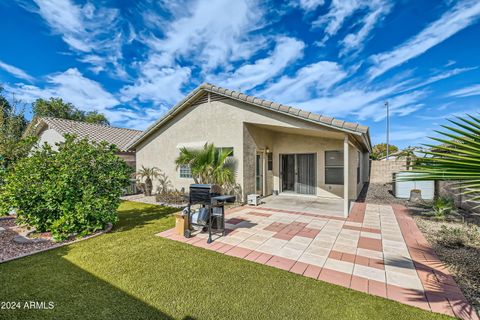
[[259, 194, 345, 217], [157, 202, 477, 319], [245, 122, 371, 218]]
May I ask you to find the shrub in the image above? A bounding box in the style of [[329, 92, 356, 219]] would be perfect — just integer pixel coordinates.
[[0, 135, 132, 240], [430, 197, 454, 219], [436, 225, 468, 248], [155, 189, 186, 204]]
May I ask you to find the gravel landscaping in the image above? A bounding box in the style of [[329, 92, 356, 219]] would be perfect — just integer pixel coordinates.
[[413, 211, 480, 314], [0, 217, 108, 263], [0, 217, 63, 262]]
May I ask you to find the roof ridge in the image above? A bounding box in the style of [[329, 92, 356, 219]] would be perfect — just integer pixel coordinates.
[[199, 82, 369, 134]]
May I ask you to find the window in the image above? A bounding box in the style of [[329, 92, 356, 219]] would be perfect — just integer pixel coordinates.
[[179, 165, 192, 178], [217, 147, 234, 157], [267, 153, 273, 171], [325, 151, 343, 185]]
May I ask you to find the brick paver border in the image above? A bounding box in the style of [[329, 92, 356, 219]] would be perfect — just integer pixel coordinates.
[[392, 204, 478, 320]]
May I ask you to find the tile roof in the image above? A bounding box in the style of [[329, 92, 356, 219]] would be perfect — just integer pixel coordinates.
[[37, 117, 142, 152], [128, 83, 371, 151]]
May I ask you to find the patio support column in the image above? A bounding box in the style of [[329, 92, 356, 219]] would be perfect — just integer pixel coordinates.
[[263, 150, 267, 196], [343, 134, 349, 218]]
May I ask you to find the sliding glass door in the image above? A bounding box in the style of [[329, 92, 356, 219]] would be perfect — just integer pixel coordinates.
[[280, 153, 316, 195]]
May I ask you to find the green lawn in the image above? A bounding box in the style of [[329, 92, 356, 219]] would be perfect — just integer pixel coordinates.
[[0, 201, 450, 320]]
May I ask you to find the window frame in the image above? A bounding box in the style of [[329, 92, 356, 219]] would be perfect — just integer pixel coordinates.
[[324, 150, 344, 185], [179, 164, 192, 178], [267, 152, 273, 171]]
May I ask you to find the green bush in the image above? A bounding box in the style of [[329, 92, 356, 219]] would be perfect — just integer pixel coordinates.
[[0, 135, 133, 240], [430, 197, 454, 219]]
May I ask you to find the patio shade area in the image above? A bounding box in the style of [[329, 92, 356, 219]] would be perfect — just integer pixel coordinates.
[[157, 203, 478, 320], [259, 194, 345, 217]]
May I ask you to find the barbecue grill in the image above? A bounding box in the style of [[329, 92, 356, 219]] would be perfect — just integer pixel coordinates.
[[185, 184, 235, 243]]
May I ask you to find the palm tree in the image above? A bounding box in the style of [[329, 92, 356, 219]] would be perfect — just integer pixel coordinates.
[[136, 166, 161, 196], [407, 114, 480, 203], [175, 143, 235, 186]]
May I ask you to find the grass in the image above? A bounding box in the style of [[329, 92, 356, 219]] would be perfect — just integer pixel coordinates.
[[0, 201, 451, 320]]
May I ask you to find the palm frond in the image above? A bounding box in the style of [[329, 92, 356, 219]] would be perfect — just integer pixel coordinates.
[[405, 113, 480, 198]]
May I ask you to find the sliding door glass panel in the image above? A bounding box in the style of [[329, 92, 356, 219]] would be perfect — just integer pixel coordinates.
[[295, 154, 316, 195]]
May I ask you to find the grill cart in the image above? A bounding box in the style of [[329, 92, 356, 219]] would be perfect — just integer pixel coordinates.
[[185, 184, 235, 243]]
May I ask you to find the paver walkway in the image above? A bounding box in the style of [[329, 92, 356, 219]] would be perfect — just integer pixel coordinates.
[[157, 203, 478, 320]]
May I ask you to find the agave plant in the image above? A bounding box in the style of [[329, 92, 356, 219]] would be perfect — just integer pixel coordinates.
[[175, 143, 235, 186], [408, 114, 480, 203], [136, 166, 161, 196]]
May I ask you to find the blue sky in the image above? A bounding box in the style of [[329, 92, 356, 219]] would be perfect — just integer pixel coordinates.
[[1, 0, 480, 148]]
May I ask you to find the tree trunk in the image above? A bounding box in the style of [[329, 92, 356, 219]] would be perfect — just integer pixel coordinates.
[[145, 177, 152, 196]]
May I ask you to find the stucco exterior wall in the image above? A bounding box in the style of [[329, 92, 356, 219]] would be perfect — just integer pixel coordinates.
[[37, 128, 65, 150], [135, 96, 369, 201]]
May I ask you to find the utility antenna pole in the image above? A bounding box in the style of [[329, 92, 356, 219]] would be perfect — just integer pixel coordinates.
[[385, 101, 390, 160]]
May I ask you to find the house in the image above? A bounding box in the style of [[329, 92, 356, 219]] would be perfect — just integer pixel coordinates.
[[29, 117, 142, 168], [128, 83, 372, 217]]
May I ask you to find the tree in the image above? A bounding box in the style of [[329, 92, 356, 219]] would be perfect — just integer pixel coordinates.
[[32, 98, 109, 125], [371, 143, 399, 160], [0, 88, 35, 170], [0, 135, 132, 239], [407, 114, 480, 203], [136, 166, 161, 196], [396, 146, 424, 168], [175, 143, 235, 186]]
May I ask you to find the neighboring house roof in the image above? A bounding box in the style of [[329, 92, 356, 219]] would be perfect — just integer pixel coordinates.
[[32, 117, 143, 152], [127, 83, 372, 152]]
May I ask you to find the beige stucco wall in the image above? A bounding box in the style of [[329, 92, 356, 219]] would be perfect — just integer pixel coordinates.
[[37, 128, 65, 150], [135, 96, 369, 202]]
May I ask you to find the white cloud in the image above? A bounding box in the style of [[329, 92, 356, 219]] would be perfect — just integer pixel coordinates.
[[143, 0, 267, 71], [359, 90, 427, 121], [314, 0, 362, 41], [119, 63, 191, 105], [259, 61, 347, 103], [368, 0, 480, 79], [0, 60, 34, 82], [399, 67, 477, 93], [447, 84, 480, 98], [30, 0, 127, 76], [291, 86, 395, 116], [314, 0, 391, 52], [5, 68, 118, 113], [122, 0, 268, 106], [295, 0, 325, 11], [340, 0, 393, 55], [211, 37, 305, 91], [263, 73, 426, 122]]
